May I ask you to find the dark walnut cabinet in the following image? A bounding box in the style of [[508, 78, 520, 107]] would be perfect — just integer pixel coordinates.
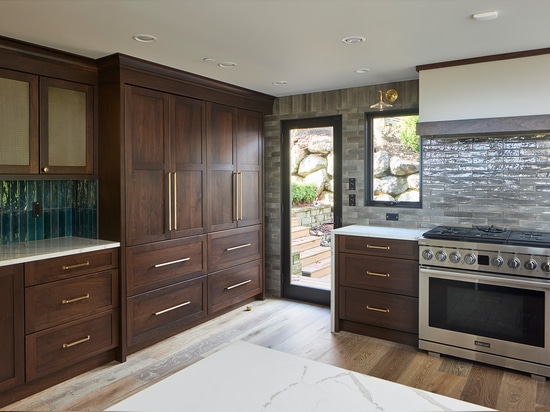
[[334, 234, 419, 346], [0, 38, 97, 177], [0, 265, 24, 393], [98, 54, 274, 356]]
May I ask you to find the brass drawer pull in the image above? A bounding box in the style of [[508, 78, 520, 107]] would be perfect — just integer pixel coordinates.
[[226, 243, 252, 251], [366, 271, 390, 278], [154, 301, 191, 316], [226, 279, 252, 290], [62, 261, 90, 270], [62, 293, 90, 304], [154, 257, 191, 268], [62, 335, 91, 349], [366, 305, 390, 313], [366, 244, 390, 250]]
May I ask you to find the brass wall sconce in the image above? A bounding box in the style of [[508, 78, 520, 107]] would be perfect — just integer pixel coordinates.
[[370, 89, 398, 111]]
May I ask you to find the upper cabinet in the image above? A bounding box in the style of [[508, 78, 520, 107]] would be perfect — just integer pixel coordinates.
[[124, 85, 206, 246], [0, 37, 97, 177], [207, 103, 263, 232]]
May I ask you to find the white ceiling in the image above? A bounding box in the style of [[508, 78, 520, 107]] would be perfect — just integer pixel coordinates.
[[1, 0, 549, 97]]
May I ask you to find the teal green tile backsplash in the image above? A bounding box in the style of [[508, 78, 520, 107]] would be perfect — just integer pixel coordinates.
[[0, 180, 97, 244]]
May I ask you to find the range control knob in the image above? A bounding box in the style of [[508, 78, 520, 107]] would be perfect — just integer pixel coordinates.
[[541, 261, 550, 273], [464, 253, 477, 265], [422, 249, 434, 260], [435, 250, 447, 262], [449, 251, 461, 263], [524, 259, 538, 271], [508, 257, 521, 269], [491, 256, 504, 267]]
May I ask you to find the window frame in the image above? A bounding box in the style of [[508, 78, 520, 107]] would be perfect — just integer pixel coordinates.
[[365, 109, 422, 208]]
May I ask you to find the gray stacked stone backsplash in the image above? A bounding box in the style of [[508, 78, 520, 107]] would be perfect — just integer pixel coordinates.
[[0, 179, 97, 244]]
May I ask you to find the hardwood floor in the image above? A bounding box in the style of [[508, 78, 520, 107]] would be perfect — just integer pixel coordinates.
[[3, 298, 550, 411]]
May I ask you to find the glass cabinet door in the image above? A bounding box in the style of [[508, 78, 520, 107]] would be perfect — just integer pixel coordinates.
[[0, 69, 39, 174], [40, 77, 93, 175]]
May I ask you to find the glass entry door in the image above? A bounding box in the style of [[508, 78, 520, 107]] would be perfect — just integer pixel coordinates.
[[281, 116, 342, 305]]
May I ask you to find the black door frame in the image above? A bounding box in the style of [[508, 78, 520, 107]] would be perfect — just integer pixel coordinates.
[[281, 116, 342, 306]]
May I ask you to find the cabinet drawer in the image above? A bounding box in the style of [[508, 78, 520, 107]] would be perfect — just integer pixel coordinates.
[[339, 254, 418, 297], [26, 310, 118, 381], [339, 287, 418, 334], [338, 235, 418, 260], [126, 236, 206, 296], [208, 225, 262, 272], [127, 276, 207, 348], [25, 270, 118, 334], [208, 259, 262, 314], [25, 249, 118, 286]]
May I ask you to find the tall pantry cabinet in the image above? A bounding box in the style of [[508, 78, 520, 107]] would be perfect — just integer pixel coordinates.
[[97, 54, 274, 357]]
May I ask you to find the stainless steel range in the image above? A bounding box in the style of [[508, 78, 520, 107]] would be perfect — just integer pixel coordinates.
[[418, 225, 550, 379]]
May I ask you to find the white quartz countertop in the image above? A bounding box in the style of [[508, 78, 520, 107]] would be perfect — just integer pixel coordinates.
[[107, 341, 492, 412], [332, 225, 425, 241], [0, 237, 120, 267]]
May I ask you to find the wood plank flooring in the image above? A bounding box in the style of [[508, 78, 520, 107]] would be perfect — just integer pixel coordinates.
[[3, 298, 550, 411]]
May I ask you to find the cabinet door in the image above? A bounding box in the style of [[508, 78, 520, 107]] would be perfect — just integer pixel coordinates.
[[40, 77, 94, 175], [0, 68, 39, 174], [207, 102, 237, 232], [0, 264, 24, 392], [236, 109, 263, 227], [125, 85, 171, 246], [172, 95, 207, 238]]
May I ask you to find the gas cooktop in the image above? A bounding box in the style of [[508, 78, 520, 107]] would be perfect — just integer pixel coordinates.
[[422, 225, 550, 247]]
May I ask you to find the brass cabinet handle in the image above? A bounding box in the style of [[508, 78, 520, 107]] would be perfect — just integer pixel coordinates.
[[226, 279, 251, 290], [173, 172, 178, 230], [366, 305, 390, 313], [366, 244, 390, 250], [366, 271, 390, 278], [62, 293, 90, 304], [226, 243, 251, 251], [168, 172, 173, 231], [62, 261, 90, 270], [154, 257, 190, 268], [154, 301, 191, 316], [62, 335, 90, 349], [233, 172, 239, 222], [239, 172, 243, 221]]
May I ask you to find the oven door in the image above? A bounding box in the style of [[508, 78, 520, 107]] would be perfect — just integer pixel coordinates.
[[419, 267, 550, 368]]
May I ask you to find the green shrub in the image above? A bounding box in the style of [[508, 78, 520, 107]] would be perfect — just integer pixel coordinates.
[[399, 115, 420, 153], [292, 183, 317, 205]]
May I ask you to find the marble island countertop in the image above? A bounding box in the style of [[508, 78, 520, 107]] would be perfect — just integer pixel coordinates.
[[0, 236, 120, 267], [106, 341, 492, 412], [332, 224, 426, 241]]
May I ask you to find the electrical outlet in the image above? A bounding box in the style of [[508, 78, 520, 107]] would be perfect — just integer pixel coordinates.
[[349, 178, 356, 190], [386, 213, 399, 221], [349, 194, 356, 206], [32, 201, 42, 218]]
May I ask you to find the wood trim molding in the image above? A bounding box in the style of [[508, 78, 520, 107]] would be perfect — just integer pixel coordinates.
[[416, 114, 550, 137], [416, 47, 550, 72]]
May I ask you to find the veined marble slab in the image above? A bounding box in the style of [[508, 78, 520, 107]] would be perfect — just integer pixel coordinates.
[[0, 236, 120, 267], [106, 341, 492, 412], [332, 225, 425, 241]]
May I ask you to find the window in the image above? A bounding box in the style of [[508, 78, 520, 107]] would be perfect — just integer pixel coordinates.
[[365, 110, 421, 207]]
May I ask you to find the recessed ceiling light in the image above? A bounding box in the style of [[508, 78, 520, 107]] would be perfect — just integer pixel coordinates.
[[203, 57, 216, 63], [355, 68, 370, 74], [218, 62, 237, 68], [342, 36, 366, 44], [132, 34, 157, 43], [272, 81, 287, 86], [472, 10, 499, 21]]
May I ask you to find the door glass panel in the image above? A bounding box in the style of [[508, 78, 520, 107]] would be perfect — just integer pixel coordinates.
[[48, 86, 86, 166], [290, 126, 334, 291], [429, 277, 545, 347], [0, 77, 30, 165]]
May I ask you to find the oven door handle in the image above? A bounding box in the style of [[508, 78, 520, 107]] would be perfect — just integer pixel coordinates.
[[420, 267, 550, 290]]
